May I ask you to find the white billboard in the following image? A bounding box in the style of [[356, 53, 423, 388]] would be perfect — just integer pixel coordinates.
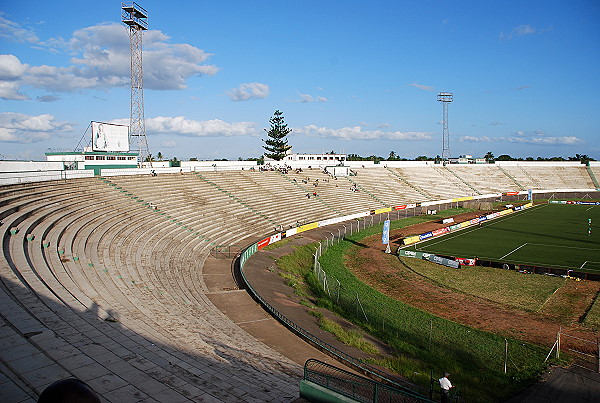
[[91, 122, 129, 152]]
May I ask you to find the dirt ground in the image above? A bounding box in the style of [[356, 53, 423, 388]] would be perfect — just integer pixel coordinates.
[[348, 211, 600, 348]]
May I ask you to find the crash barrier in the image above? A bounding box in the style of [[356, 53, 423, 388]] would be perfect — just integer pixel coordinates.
[[398, 250, 460, 269], [549, 200, 600, 206], [402, 203, 533, 246], [300, 359, 433, 403]]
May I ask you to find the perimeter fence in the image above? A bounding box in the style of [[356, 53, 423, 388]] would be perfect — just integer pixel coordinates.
[[311, 214, 558, 395]]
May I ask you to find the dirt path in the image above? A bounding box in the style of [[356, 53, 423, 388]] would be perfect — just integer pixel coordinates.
[[348, 211, 600, 348]]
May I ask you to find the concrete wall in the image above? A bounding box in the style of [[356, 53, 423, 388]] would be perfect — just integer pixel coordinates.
[[495, 161, 584, 167], [0, 161, 64, 172], [0, 169, 94, 186]]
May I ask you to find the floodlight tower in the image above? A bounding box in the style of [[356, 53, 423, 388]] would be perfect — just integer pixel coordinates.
[[122, 2, 149, 165], [437, 92, 453, 160]]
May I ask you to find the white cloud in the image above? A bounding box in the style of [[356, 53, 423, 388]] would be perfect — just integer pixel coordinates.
[[0, 54, 28, 80], [36, 95, 61, 102], [227, 82, 269, 102], [459, 136, 492, 142], [0, 14, 40, 44], [297, 93, 328, 103], [111, 116, 259, 137], [459, 133, 583, 145], [0, 112, 74, 143], [295, 125, 431, 141], [500, 24, 553, 41], [160, 140, 176, 148], [0, 55, 29, 100], [510, 136, 582, 145], [0, 17, 219, 98], [408, 83, 434, 91], [0, 81, 29, 100]]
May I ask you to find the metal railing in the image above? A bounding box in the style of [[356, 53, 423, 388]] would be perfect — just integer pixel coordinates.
[[238, 242, 427, 397], [303, 359, 432, 403], [210, 245, 241, 259]]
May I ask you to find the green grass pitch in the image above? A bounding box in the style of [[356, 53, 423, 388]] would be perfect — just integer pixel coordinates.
[[412, 203, 600, 273]]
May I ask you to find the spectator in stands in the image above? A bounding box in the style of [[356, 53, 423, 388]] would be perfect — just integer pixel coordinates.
[[38, 378, 101, 403], [306, 193, 311, 199], [313, 192, 318, 197], [439, 372, 453, 403]]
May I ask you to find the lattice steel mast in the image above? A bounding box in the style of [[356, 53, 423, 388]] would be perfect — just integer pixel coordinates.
[[122, 2, 149, 164], [437, 92, 453, 160]]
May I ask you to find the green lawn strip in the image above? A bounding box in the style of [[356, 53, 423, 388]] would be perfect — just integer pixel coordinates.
[[415, 204, 600, 271], [308, 310, 379, 354], [273, 209, 561, 401], [320, 241, 551, 402], [400, 257, 565, 312], [583, 293, 600, 330]]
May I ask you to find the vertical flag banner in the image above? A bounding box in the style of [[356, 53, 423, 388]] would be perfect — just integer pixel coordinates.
[[382, 219, 391, 253], [528, 189, 532, 200], [382, 220, 390, 244]]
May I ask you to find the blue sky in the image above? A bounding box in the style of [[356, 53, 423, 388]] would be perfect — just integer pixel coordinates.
[[1, 0, 599, 161]]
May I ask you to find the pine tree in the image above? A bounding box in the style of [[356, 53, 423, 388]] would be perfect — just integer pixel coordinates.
[[262, 110, 292, 161]]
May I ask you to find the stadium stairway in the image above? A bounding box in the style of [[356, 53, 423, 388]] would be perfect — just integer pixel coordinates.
[[384, 167, 434, 201], [496, 165, 526, 191], [588, 165, 600, 188]]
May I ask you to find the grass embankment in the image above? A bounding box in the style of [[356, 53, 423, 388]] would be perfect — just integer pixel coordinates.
[[273, 209, 561, 402], [583, 294, 600, 330], [401, 257, 565, 312]]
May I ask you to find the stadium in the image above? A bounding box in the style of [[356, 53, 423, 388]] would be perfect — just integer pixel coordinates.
[[2, 2, 599, 402], [1, 158, 600, 402]]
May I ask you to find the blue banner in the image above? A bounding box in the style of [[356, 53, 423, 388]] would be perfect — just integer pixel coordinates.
[[419, 231, 433, 241], [382, 220, 390, 244]]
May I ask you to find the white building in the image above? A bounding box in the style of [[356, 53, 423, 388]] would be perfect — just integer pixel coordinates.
[[46, 148, 139, 175], [266, 152, 347, 165]]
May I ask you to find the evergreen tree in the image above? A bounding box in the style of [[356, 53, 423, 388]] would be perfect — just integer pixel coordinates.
[[263, 110, 292, 161]]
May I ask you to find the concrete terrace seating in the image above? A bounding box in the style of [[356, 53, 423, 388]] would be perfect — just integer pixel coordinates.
[[497, 164, 594, 190], [0, 179, 301, 402], [1, 166, 598, 401], [283, 169, 382, 215], [345, 167, 431, 205], [391, 166, 474, 199], [443, 165, 521, 194]]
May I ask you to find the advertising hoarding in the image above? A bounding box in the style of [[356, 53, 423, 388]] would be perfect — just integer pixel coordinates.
[[92, 122, 129, 152]]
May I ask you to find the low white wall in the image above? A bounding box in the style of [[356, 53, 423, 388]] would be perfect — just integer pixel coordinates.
[[101, 167, 193, 176], [384, 161, 430, 167], [182, 161, 258, 170], [0, 169, 94, 186], [0, 161, 64, 172], [495, 161, 583, 167]]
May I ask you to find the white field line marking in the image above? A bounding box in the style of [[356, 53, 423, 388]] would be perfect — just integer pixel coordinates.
[[579, 261, 600, 270], [500, 243, 528, 259], [413, 204, 548, 250], [586, 205, 596, 211], [526, 243, 599, 252]]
